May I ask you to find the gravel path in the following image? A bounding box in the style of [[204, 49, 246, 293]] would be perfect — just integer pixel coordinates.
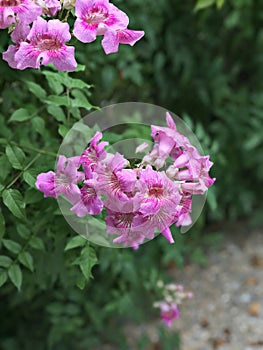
[[174, 225, 263, 350]]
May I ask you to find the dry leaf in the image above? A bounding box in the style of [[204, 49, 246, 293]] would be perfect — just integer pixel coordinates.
[[250, 255, 263, 268], [248, 302, 261, 316], [245, 277, 259, 286]]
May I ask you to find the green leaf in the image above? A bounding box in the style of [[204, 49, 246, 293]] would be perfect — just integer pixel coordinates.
[[8, 264, 22, 290], [2, 189, 26, 221], [43, 71, 64, 94], [2, 239, 22, 254], [9, 108, 30, 122], [31, 117, 46, 136], [216, 0, 225, 8], [194, 0, 215, 11], [18, 251, 34, 272], [17, 224, 31, 240], [0, 255, 12, 268], [24, 189, 42, 204], [75, 64, 86, 72], [47, 105, 66, 123], [79, 246, 98, 280], [71, 90, 92, 110], [68, 78, 91, 90], [76, 275, 86, 290], [0, 155, 12, 181], [58, 125, 69, 138], [23, 171, 36, 188], [5, 144, 26, 170], [0, 211, 5, 240], [45, 95, 69, 106], [0, 270, 7, 288], [29, 236, 45, 251], [25, 81, 47, 99], [65, 236, 86, 251]]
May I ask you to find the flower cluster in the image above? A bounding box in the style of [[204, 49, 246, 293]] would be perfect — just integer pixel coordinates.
[[1, 0, 144, 71], [153, 280, 193, 327], [36, 112, 215, 248]]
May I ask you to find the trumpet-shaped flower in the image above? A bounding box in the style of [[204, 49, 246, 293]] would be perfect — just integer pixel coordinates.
[[105, 203, 153, 249], [2, 22, 30, 69], [36, 156, 83, 203], [102, 28, 144, 54], [73, 0, 128, 43], [159, 302, 180, 327], [71, 181, 103, 216], [36, 171, 57, 198], [174, 193, 192, 227], [137, 166, 181, 215], [154, 282, 193, 327], [79, 131, 108, 174], [35, 111, 215, 249], [0, 0, 42, 29], [14, 17, 77, 71], [33, 0, 61, 16], [142, 112, 192, 169], [96, 153, 137, 201], [134, 166, 181, 240], [106, 209, 144, 248], [54, 155, 83, 203]]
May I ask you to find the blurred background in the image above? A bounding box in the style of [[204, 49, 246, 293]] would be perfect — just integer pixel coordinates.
[[0, 0, 263, 349]]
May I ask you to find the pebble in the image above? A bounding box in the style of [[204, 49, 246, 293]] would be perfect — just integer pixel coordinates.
[[172, 229, 263, 350], [121, 229, 263, 350]]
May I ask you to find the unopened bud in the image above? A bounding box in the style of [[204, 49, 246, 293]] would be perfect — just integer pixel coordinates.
[[61, 0, 75, 9]]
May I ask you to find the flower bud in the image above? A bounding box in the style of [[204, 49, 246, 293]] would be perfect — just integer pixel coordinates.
[[61, 0, 75, 9]]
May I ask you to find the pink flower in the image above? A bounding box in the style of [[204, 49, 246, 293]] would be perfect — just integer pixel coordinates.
[[35, 171, 57, 198], [71, 181, 103, 217], [173, 146, 203, 181], [105, 208, 149, 249], [54, 155, 83, 203], [73, 0, 128, 43], [154, 282, 193, 327], [2, 22, 30, 69], [105, 198, 153, 249], [102, 28, 144, 54], [180, 180, 208, 195], [0, 0, 42, 29], [14, 17, 77, 71], [142, 112, 192, 169], [36, 156, 84, 202], [135, 142, 149, 154], [79, 131, 108, 175], [174, 193, 192, 227], [159, 302, 180, 327], [96, 153, 137, 201], [34, 0, 61, 16], [134, 166, 181, 240], [199, 156, 216, 187]]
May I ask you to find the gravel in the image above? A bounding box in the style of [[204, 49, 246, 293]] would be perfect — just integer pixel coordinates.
[[173, 226, 263, 350]]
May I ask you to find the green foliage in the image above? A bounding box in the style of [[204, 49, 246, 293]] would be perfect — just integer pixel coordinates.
[[0, 64, 95, 292], [1, 0, 262, 348], [194, 0, 225, 11]]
